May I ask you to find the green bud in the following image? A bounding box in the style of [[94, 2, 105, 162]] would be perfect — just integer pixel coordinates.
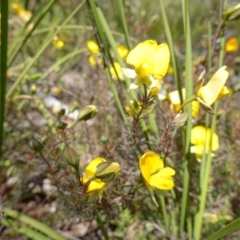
[[77, 105, 98, 122], [62, 145, 79, 167], [57, 121, 68, 130], [57, 109, 65, 118], [30, 84, 37, 94], [95, 162, 120, 182], [224, 3, 240, 22], [101, 135, 109, 144], [29, 137, 45, 152]]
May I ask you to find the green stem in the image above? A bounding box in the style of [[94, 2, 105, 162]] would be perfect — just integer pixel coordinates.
[[180, 0, 193, 236], [0, 0, 8, 158], [159, 195, 169, 230], [95, 210, 110, 240], [158, 0, 183, 103]]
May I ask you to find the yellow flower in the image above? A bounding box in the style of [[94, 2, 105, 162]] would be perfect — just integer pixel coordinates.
[[11, 3, 32, 22], [88, 55, 97, 66], [139, 151, 175, 191], [117, 45, 129, 59], [225, 37, 239, 52], [124, 40, 170, 90], [53, 36, 64, 49], [110, 62, 124, 80], [87, 40, 101, 67], [81, 158, 120, 198], [196, 66, 229, 107], [168, 88, 200, 117], [87, 40, 100, 54], [191, 126, 219, 158]]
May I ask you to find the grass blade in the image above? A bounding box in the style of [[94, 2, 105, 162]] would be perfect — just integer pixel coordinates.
[[8, 0, 58, 67], [206, 218, 240, 240], [2, 208, 66, 240], [6, 1, 85, 99]]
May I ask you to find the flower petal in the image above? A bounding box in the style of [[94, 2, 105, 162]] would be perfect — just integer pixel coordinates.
[[86, 180, 108, 193], [126, 40, 158, 67], [85, 158, 106, 178], [191, 126, 219, 157], [197, 66, 229, 106], [139, 151, 164, 183], [122, 68, 137, 79], [150, 168, 175, 190], [149, 43, 170, 78]]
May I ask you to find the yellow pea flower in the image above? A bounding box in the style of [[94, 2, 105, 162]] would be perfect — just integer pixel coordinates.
[[88, 55, 97, 66], [117, 45, 129, 59], [11, 3, 32, 22], [87, 40, 100, 54], [139, 151, 175, 191], [125, 40, 170, 90], [110, 62, 124, 80], [81, 158, 120, 198], [191, 126, 219, 159], [168, 88, 200, 117], [53, 36, 64, 49], [225, 37, 239, 53], [196, 66, 229, 108]]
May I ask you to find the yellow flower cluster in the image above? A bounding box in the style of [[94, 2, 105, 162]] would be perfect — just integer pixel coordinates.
[[87, 40, 128, 80], [81, 150, 175, 201], [11, 3, 32, 22]]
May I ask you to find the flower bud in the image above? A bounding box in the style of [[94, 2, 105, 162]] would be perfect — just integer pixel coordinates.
[[77, 105, 98, 122], [224, 3, 240, 22], [101, 135, 109, 144], [95, 162, 120, 182], [57, 121, 68, 130], [29, 137, 45, 152], [62, 145, 79, 166]]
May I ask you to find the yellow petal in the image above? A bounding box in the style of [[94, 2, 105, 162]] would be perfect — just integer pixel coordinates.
[[216, 86, 230, 100], [150, 168, 175, 190], [85, 158, 106, 178], [126, 40, 158, 67], [190, 145, 205, 158], [139, 151, 164, 183], [225, 37, 239, 52], [110, 62, 123, 80], [149, 43, 170, 78], [87, 40, 99, 54], [86, 180, 108, 193], [88, 55, 97, 66], [117, 45, 129, 59], [192, 100, 200, 117], [168, 88, 186, 105], [191, 126, 219, 154], [197, 66, 229, 106]]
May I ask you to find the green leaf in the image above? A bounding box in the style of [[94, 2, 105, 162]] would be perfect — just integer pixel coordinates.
[[1, 208, 66, 240], [1, 217, 50, 240], [62, 145, 79, 166], [206, 218, 240, 240]]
